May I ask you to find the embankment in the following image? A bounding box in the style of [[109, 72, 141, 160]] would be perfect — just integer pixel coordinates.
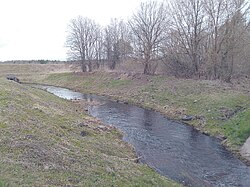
[[27, 71, 250, 163], [0, 77, 180, 186]]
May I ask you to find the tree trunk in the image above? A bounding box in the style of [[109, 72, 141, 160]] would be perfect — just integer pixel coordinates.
[[144, 62, 150, 75], [81, 60, 86, 72]]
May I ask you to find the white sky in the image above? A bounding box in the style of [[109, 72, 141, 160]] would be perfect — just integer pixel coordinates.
[[0, 0, 147, 61]]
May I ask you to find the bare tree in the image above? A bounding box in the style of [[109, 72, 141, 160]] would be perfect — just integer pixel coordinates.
[[93, 27, 105, 68], [65, 1, 250, 80], [129, 1, 167, 75], [117, 21, 133, 60], [104, 19, 132, 70], [237, 24, 250, 76], [166, 0, 206, 78], [202, 0, 232, 79], [203, 0, 250, 81], [66, 16, 101, 72], [104, 19, 120, 70], [164, 0, 250, 80]]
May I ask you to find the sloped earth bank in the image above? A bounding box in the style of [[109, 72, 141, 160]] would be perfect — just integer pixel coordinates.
[[3, 64, 250, 185], [30, 72, 250, 162], [0, 79, 180, 186], [33, 84, 250, 187]]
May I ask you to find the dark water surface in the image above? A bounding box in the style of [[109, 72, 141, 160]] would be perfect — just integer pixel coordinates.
[[36, 85, 250, 187]]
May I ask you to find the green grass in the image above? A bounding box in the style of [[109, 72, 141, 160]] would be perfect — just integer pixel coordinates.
[[223, 108, 250, 146], [37, 72, 250, 150], [107, 79, 132, 88], [0, 78, 180, 186], [0, 179, 7, 187], [2, 64, 250, 183]]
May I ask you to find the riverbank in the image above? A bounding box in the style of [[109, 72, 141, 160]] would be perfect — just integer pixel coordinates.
[[40, 84, 250, 186], [0, 78, 180, 186], [23, 71, 250, 163]]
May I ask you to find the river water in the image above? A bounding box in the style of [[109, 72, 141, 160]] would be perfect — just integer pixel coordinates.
[[35, 85, 250, 187]]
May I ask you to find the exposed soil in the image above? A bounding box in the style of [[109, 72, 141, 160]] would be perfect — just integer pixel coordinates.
[[241, 137, 250, 163]]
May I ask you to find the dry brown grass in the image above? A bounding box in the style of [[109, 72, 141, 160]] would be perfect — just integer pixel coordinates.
[[0, 66, 181, 186]]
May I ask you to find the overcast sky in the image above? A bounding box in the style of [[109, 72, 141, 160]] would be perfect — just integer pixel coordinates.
[[0, 0, 147, 61]]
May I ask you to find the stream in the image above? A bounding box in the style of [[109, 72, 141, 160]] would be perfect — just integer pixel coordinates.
[[34, 85, 250, 187]]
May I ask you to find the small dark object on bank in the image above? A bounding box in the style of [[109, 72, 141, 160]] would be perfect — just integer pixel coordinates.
[[6, 75, 20, 83], [80, 131, 88, 137], [181, 115, 194, 121], [78, 123, 89, 128]]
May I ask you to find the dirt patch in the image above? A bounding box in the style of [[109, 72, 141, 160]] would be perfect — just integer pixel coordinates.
[[241, 137, 250, 162], [219, 106, 244, 121]]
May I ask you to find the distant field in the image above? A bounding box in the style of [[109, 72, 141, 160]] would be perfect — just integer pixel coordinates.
[[0, 63, 72, 74], [0, 63, 74, 84]]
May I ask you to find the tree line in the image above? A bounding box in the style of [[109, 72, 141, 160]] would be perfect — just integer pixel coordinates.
[[66, 0, 250, 82]]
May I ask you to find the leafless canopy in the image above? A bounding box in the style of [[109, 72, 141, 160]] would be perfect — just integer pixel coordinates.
[[66, 16, 101, 72], [65, 0, 250, 80], [165, 0, 250, 81], [104, 19, 133, 70], [129, 1, 167, 75]]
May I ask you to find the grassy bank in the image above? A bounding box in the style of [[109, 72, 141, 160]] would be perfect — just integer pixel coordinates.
[[1, 63, 249, 185], [28, 71, 250, 152], [0, 78, 180, 186]]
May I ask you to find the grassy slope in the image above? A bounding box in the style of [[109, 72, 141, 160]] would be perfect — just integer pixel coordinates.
[[32, 72, 250, 152], [0, 78, 180, 186]]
